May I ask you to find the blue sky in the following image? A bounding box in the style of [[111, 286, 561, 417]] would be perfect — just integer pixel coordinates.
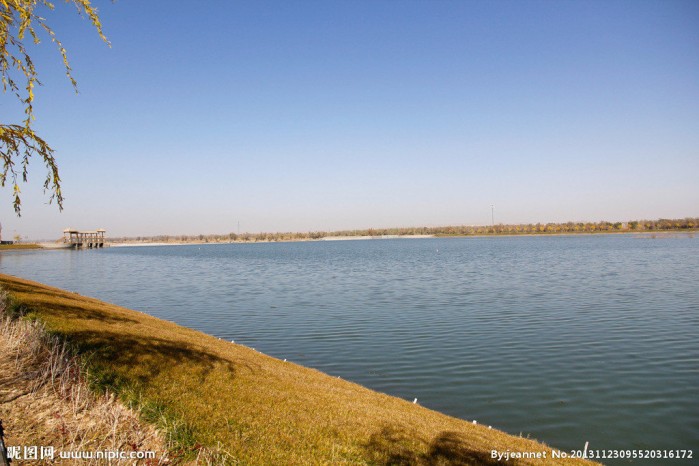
[[2, 0, 698, 239]]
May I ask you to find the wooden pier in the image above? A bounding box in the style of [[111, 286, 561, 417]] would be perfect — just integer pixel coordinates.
[[63, 229, 106, 249]]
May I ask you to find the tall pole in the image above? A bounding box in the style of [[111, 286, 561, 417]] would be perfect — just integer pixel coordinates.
[[491, 205, 494, 226]]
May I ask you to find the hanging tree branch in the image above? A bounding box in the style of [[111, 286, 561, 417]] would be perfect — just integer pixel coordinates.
[[0, 0, 108, 215]]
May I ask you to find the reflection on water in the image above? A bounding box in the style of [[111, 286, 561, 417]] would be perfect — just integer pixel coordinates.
[[2, 235, 697, 463]]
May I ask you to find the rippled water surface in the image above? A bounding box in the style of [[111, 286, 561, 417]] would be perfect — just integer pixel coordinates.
[[2, 235, 697, 461]]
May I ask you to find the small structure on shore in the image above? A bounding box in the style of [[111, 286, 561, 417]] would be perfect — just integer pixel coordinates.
[[63, 228, 106, 248]]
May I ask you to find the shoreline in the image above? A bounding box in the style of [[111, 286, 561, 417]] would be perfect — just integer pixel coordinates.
[[5, 230, 695, 251], [107, 234, 437, 247], [106, 230, 696, 248], [0, 273, 598, 465], [435, 229, 698, 239]]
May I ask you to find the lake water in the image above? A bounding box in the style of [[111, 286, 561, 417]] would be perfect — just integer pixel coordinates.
[[1, 235, 697, 463]]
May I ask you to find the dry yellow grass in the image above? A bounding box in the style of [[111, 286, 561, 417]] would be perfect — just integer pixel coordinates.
[[0, 274, 600, 465], [0, 243, 41, 250], [0, 291, 168, 465]]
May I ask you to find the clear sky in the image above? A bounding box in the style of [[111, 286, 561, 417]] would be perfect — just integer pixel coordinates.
[[2, 0, 698, 239]]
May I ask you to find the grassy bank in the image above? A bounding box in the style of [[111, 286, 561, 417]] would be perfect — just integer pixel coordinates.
[[0, 274, 599, 465], [0, 243, 41, 250]]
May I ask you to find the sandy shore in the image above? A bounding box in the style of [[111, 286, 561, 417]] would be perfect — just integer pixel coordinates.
[[321, 234, 435, 241], [109, 235, 437, 247]]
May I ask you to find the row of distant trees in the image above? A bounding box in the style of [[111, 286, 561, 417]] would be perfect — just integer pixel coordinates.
[[109, 217, 698, 244]]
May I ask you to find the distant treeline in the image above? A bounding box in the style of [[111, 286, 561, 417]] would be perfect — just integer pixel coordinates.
[[109, 217, 698, 244]]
